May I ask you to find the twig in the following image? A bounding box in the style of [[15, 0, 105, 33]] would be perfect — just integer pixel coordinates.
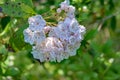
[[97, 10, 120, 31]]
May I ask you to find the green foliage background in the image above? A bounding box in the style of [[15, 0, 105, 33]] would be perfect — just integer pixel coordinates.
[[0, 0, 120, 80]]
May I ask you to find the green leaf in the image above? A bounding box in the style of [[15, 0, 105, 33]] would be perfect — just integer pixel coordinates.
[[0, 16, 11, 29], [0, 67, 2, 75], [5, 67, 20, 76], [0, 45, 8, 61], [1, 0, 35, 17], [21, 3, 36, 15], [15, 0, 33, 7], [100, 0, 104, 5], [0, 45, 8, 55], [82, 53, 92, 68], [9, 24, 31, 51], [102, 39, 113, 54], [0, 0, 5, 4], [110, 16, 116, 31], [109, 0, 114, 10], [84, 29, 98, 41], [1, 1, 25, 17], [0, 19, 16, 37]]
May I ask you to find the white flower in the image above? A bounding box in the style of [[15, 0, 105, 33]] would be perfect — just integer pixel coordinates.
[[69, 18, 79, 32], [68, 5, 75, 13], [33, 31, 46, 44], [78, 25, 86, 35], [48, 27, 58, 38], [28, 15, 46, 31], [23, 28, 35, 45], [64, 17, 72, 26], [49, 22, 69, 42], [23, 0, 86, 62], [23, 28, 46, 45], [60, 0, 69, 10], [69, 36, 76, 44], [32, 37, 65, 62]]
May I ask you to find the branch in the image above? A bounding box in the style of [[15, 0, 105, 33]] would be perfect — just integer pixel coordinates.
[[97, 10, 120, 31]]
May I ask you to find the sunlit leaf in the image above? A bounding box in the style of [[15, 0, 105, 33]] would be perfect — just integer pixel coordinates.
[[0, 0, 35, 17], [0, 45, 8, 61]]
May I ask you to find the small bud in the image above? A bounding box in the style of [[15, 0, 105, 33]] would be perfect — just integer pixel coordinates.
[[57, 8, 61, 13]]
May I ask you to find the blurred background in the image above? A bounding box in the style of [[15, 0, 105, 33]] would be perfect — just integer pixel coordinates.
[[0, 0, 120, 80]]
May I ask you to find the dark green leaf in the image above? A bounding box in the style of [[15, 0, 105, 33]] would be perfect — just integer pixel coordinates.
[[84, 29, 98, 40], [110, 16, 116, 31], [0, 16, 10, 29], [5, 67, 20, 76], [0, 19, 16, 37]]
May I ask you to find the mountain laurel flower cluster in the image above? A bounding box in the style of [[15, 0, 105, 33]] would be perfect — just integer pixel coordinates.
[[23, 0, 86, 62]]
